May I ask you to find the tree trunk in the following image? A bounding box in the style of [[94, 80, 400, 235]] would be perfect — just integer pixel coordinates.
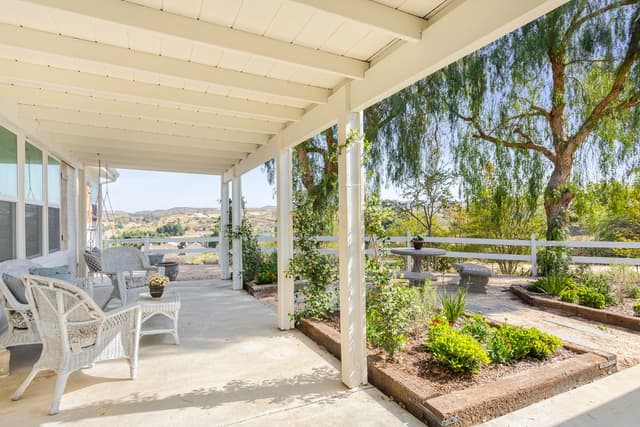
[[544, 151, 574, 240]]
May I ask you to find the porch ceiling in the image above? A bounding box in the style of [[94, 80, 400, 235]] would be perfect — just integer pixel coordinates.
[[0, 0, 566, 175]]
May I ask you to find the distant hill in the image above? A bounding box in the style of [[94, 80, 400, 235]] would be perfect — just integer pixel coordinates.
[[114, 206, 276, 217]]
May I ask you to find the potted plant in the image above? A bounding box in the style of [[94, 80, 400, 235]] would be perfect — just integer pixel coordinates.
[[148, 273, 169, 300], [411, 235, 425, 250]]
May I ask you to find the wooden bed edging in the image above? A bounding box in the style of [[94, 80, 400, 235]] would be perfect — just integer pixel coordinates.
[[510, 284, 640, 332], [297, 318, 615, 427]]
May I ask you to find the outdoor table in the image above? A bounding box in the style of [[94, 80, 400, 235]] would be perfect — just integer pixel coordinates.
[[390, 247, 447, 284], [138, 291, 181, 345]]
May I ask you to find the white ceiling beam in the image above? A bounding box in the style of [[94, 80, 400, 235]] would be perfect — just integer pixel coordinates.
[[288, 0, 428, 41], [228, 0, 569, 178], [80, 157, 226, 175], [22, 0, 368, 80], [50, 136, 247, 160], [0, 23, 329, 104], [0, 59, 303, 122], [19, 105, 269, 145], [62, 147, 234, 167], [0, 84, 283, 135], [39, 122, 258, 153], [350, 0, 570, 111]]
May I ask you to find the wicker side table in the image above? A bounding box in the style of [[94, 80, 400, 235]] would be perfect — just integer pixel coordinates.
[[138, 291, 181, 345]]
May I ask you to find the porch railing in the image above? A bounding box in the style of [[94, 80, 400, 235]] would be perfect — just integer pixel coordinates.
[[103, 234, 640, 277]]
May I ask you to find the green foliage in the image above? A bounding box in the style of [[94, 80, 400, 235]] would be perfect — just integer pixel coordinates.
[[288, 191, 337, 320], [440, 288, 467, 325], [633, 301, 640, 316], [529, 275, 575, 296], [461, 313, 492, 344], [367, 281, 421, 358], [427, 318, 491, 374], [156, 222, 184, 236], [559, 288, 579, 303], [623, 284, 640, 299], [578, 273, 616, 306], [487, 324, 561, 364], [577, 287, 606, 309]]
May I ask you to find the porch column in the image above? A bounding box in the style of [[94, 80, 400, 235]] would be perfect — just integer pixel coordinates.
[[77, 168, 87, 277], [16, 133, 25, 259], [338, 107, 367, 388], [219, 179, 230, 280], [231, 177, 243, 290], [276, 146, 295, 330]]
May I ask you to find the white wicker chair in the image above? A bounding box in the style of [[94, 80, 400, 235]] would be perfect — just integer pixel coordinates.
[[0, 278, 40, 349], [101, 247, 156, 309], [11, 275, 141, 415]]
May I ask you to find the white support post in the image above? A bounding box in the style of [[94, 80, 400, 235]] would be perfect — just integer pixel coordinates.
[[219, 179, 230, 280], [143, 234, 151, 253], [531, 233, 537, 278], [77, 168, 87, 277], [42, 154, 49, 255], [16, 133, 25, 259], [338, 104, 367, 388], [276, 146, 295, 330], [231, 177, 243, 290]]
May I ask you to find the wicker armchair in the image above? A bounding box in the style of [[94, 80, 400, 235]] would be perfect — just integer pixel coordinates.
[[11, 275, 141, 415], [0, 278, 39, 349], [101, 247, 156, 309]]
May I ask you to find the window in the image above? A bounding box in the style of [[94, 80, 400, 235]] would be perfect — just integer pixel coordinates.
[[48, 207, 60, 253], [0, 201, 15, 262], [25, 142, 43, 202], [0, 126, 17, 262], [48, 156, 61, 253], [25, 204, 42, 258]]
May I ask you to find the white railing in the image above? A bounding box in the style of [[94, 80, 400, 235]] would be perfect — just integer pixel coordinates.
[[104, 233, 640, 277]]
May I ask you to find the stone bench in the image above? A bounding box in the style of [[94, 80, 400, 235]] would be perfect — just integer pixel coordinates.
[[452, 262, 492, 293]]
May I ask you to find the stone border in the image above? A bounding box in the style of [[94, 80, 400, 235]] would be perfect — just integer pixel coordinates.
[[297, 318, 616, 427], [510, 284, 640, 331], [243, 280, 277, 297]]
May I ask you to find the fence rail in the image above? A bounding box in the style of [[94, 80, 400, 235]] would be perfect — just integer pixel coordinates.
[[104, 233, 640, 277]]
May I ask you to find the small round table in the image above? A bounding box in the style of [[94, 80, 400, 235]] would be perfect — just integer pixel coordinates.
[[138, 291, 181, 345], [390, 247, 447, 284]]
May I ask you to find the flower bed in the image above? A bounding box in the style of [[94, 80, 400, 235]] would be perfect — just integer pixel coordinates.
[[299, 313, 616, 426], [511, 284, 640, 331]]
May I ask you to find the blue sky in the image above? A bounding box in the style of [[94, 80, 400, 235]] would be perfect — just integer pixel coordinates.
[[107, 166, 400, 212], [107, 166, 275, 212]]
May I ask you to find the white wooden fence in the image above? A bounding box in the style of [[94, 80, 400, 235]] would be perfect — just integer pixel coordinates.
[[104, 234, 640, 277]]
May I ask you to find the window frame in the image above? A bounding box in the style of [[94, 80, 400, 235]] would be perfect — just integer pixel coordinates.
[[0, 125, 18, 262]]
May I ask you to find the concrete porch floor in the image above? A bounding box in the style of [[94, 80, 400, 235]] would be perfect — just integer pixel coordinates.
[[0, 279, 420, 426]]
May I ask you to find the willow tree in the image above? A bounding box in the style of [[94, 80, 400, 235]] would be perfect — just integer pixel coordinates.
[[367, 0, 640, 240]]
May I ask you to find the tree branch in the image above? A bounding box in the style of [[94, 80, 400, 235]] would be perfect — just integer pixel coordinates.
[[562, 0, 637, 45], [571, 13, 640, 149]]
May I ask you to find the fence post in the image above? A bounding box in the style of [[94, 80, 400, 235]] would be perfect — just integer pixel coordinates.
[[531, 233, 537, 278], [406, 230, 412, 270], [144, 234, 151, 253]]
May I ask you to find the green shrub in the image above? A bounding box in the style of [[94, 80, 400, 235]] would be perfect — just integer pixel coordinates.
[[577, 287, 606, 309], [461, 314, 492, 344], [441, 288, 467, 324], [427, 318, 490, 373], [255, 270, 277, 284], [367, 279, 419, 358], [578, 273, 615, 306], [559, 288, 578, 303], [255, 253, 278, 284], [623, 284, 640, 299], [634, 301, 640, 316], [487, 324, 561, 363], [529, 275, 575, 296]]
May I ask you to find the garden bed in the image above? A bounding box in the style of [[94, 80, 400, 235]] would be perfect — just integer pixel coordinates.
[[243, 280, 277, 297], [511, 284, 640, 331], [298, 315, 615, 427]]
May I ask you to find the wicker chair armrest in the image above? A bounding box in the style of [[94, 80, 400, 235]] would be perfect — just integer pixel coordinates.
[[145, 266, 159, 274], [102, 303, 141, 332]]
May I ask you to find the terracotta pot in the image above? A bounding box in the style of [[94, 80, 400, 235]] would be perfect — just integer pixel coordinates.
[[149, 285, 165, 300], [412, 240, 424, 250]]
